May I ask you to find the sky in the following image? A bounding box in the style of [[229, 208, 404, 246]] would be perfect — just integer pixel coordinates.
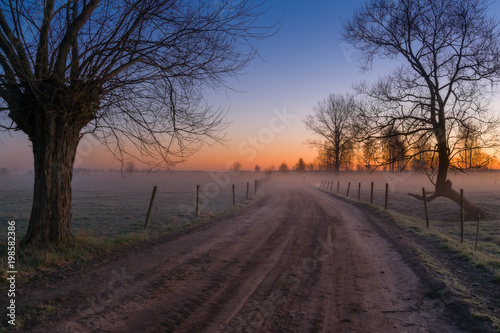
[[1, 0, 500, 172]]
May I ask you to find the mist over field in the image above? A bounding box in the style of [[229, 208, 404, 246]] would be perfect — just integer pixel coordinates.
[[1, 170, 499, 240], [0, 171, 268, 238], [1, 169, 500, 331]]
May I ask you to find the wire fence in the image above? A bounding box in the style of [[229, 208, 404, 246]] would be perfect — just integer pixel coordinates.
[[0, 171, 266, 239]]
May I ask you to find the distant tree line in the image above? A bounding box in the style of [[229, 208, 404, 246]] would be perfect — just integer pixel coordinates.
[[305, 94, 496, 173]]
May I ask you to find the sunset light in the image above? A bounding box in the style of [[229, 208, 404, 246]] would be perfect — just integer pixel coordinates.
[[1, 0, 500, 332]]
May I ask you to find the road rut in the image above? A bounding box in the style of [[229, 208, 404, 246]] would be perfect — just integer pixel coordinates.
[[31, 178, 460, 332]]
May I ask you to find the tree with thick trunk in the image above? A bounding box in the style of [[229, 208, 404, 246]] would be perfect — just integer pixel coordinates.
[[342, 0, 500, 216], [0, 0, 276, 244]]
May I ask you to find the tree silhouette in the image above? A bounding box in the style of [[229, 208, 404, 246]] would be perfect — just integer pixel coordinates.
[[278, 162, 289, 172], [381, 127, 406, 172], [295, 158, 306, 171], [455, 121, 492, 170], [0, 0, 275, 244], [230, 161, 242, 172], [304, 94, 357, 173], [343, 0, 500, 215]]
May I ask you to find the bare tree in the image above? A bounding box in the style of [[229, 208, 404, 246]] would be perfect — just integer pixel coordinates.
[[265, 164, 275, 175], [342, 0, 500, 215], [124, 161, 136, 173], [411, 134, 435, 171], [278, 162, 289, 172], [304, 94, 357, 173], [0, 0, 276, 244], [455, 121, 492, 169], [294, 157, 306, 171], [229, 161, 242, 172], [381, 127, 407, 172], [359, 138, 379, 171], [314, 146, 334, 171]]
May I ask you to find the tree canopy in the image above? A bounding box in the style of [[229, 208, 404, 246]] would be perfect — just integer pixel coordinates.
[[342, 0, 500, 215], [0, 0, 276, 244]]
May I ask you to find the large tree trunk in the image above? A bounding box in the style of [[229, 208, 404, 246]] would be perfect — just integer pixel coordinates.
[[409, 124, 485, 218], [22, 111, 82, 244], [434, 137, 450, 193]]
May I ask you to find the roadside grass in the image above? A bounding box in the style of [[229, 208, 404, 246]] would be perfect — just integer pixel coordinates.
[[362, 204, 500, 331], [1, 171, 267, 241], [365, 204, 500, 280], [0, 302, 58, 332], [331, 191, 500, 281], [0, 195, 263, 282]]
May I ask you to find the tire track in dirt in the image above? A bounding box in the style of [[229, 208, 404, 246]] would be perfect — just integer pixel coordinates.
[[30, 177, 462, 332]]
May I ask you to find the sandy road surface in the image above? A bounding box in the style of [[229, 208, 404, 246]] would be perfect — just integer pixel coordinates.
[[30, 177, 461, 332]]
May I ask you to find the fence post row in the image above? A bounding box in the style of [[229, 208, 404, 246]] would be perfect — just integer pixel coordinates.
[[312, 180, 483, 251]]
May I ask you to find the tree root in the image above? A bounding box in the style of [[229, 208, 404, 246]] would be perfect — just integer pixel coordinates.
[[407, 180, 486, 219]]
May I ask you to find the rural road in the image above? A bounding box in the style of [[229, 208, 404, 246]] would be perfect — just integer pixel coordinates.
[[32, 176, 461, 332]]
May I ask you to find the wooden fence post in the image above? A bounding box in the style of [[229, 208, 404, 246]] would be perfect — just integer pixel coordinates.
[[255, 180, 257, 194], [460, 189, 464, 243], [233, 184, 236, 206], [384, 183, 389, 210], [370, 182, 374, 204], [144, 186, 158, 229], [422, 188, 429, 228], [337, 181, 340, 195], [475, 208, 480, 251], [246, 182, 249, 200], [358, 182, 361, 201], [346, 182, 351, 197], [196, 185, 200, 217]]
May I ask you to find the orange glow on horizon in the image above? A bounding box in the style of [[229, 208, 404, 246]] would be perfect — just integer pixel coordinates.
[[68, 134, 318, 172]]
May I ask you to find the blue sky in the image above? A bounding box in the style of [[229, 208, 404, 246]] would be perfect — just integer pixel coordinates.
[[187, 0, 388, 170], [2, 0, 500, 171]]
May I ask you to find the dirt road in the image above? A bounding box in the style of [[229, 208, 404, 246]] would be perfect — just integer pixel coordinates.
[[30, 177, 461, 332]]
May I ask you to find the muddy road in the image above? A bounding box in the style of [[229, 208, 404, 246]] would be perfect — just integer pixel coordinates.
[[30, 177, 461, 332]]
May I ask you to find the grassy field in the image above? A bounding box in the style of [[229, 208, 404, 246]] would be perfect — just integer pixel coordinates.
[[1, 170, 498, 275], [0, 171, 266, 275], [0, 171, 266, 239]]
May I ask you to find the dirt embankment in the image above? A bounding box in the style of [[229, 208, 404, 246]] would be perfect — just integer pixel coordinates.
[[8, 177, 483, 332]]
